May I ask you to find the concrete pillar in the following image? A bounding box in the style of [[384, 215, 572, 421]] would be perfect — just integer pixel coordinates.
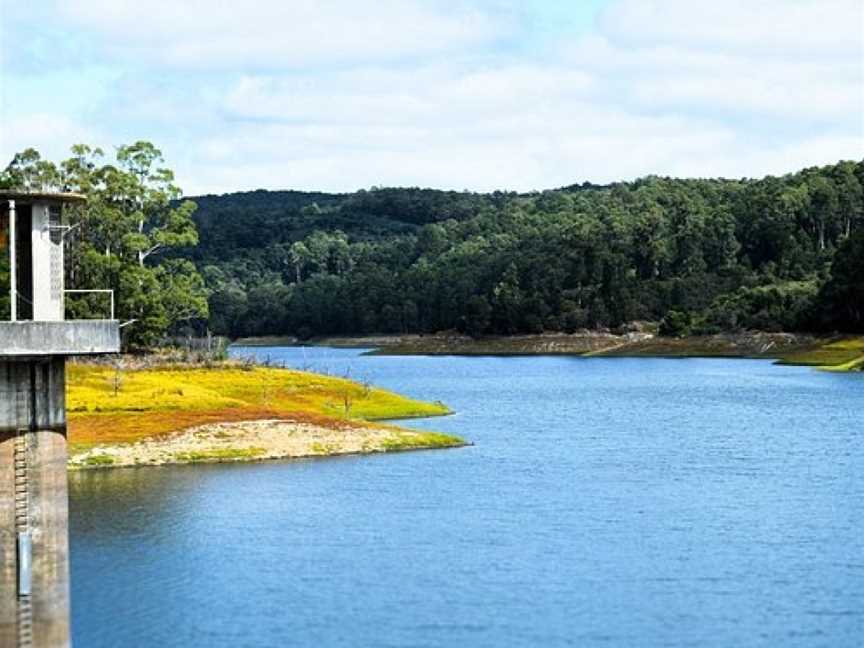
[[0, 358, 69, 648]]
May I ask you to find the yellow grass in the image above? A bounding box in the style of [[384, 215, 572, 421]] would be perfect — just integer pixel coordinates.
[[67, 363, 452, 449]]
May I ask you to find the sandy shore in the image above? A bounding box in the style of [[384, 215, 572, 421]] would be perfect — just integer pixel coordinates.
[[69, 419, 465, 469]]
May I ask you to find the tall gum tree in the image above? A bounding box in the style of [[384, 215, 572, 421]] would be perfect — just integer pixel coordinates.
[[0, 142, 208, 348]]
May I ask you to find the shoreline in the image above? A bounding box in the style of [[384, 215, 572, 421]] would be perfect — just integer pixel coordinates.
[[67, 361, 464, 470], [71, 331, 860, 471], [69, 418, 467, 470], [232, 331, 864, 371]]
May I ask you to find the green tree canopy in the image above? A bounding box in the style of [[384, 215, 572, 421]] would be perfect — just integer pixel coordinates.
[[180, 159, 863, 339], [0, 142, 208, 349]]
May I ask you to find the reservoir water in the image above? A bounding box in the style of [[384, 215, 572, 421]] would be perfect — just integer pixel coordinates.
[[69, 348, 864, 647]]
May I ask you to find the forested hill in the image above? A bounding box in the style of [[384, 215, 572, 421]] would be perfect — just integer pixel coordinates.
[[186, 161, 864, 340], [188, 187, 516, 256]]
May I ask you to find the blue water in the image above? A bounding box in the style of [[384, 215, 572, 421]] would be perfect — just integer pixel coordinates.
[[69, 348, 864, 647]]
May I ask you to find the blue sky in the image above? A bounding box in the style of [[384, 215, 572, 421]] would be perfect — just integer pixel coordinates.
[[1, 0, 862, 195]]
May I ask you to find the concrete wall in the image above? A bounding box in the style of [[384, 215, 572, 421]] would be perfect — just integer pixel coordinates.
[[0, 321, 120, 356], [0, 358, 69, 647], [30, 204, 64, 322]]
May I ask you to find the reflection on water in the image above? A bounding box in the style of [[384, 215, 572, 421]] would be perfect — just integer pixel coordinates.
[[70, 350, 864, 647]]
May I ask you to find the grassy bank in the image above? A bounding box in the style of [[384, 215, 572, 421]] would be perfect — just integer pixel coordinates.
[[67, 361, 462, 467], [777, 337, 864, 372]]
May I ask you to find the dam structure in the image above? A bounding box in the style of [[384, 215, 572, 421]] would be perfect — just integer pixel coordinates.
[[0, 192, 120, 647]]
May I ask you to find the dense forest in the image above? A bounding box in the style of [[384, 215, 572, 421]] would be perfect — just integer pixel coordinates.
[[2, 146, 863, 345], [188, 160, 864, 339]]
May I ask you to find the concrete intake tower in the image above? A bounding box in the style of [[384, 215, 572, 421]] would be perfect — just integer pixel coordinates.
[[0, 192, 120, 647]]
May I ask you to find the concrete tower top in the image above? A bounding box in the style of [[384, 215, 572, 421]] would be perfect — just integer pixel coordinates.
[[0, 191, 87, 204], [1, 193, 120, 357]]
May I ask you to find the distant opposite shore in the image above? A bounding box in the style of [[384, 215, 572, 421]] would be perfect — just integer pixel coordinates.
[[233, 330, 864, 372]]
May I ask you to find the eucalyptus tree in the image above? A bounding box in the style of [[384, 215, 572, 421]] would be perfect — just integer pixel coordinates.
[[0, 142, 208, 348]]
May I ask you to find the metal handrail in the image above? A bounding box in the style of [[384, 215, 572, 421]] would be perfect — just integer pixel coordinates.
[[64, 289, 115, 320]]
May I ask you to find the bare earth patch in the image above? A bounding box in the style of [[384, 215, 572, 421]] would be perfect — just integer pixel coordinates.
[[69, 419, 465, 470], [300, 330, 821, 358]]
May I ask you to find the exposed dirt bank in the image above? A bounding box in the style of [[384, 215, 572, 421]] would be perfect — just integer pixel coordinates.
[[287, 331, 823, 359], [69, 419, 466, 470]]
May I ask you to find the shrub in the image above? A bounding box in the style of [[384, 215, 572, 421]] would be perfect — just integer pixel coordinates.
[[659, 310, 691, 337]]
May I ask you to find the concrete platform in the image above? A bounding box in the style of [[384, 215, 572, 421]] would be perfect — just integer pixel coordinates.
[[0, 321, 120, 357]]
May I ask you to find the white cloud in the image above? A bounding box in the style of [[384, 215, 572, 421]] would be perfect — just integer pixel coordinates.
[[183, 126, 863, 195], [598, 0, 863, 57], [51, 0, 511, 68], [564, 4, 864, 123], [2, 0, 862, 192], [189, 0, 862, 193], [181, 103, 739, 193], [223, 65, 593, 125], [0, 113, 102, 165], [628, 64, 860, 120], [665, 135, 864, 180]]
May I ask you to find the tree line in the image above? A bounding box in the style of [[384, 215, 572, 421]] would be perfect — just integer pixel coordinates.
[[2, 144, 863, 346], [191, 160, 864, 339]]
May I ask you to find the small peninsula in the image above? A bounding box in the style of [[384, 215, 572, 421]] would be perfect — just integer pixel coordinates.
[[66, 360, 463, 470]]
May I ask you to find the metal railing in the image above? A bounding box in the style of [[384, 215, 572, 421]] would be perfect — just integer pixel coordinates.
[[64, 289, 115, 320]]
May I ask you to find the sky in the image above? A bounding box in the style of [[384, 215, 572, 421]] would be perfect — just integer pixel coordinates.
[[1, 0, 862, 196]]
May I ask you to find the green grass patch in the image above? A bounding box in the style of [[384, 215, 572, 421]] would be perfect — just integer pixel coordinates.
[[172, 447, 267, 463], [381, 431, 465, 452], [778, 337, 864, 371], [83, 454, 115, 466], [310, 442, 339, 454]]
